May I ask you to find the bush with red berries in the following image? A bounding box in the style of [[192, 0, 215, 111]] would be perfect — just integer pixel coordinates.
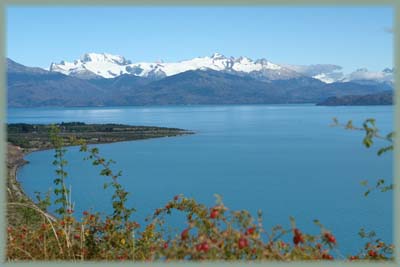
[[6, 192, 394, 261]]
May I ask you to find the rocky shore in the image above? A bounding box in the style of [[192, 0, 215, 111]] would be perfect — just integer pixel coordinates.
[[7, 144, 30, 202]]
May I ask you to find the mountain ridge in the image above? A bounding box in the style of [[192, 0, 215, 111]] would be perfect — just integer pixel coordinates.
[[47, 52, 394, 86], [7, 58, 392, 108]]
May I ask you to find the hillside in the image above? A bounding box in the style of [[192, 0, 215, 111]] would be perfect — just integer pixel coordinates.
[[316, 91, 393, 106]]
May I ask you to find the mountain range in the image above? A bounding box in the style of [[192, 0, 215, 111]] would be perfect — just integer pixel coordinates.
[[7, 53, 394, 107], [49, 52, 394, 85]]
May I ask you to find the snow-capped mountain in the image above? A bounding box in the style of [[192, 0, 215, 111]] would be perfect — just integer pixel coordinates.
[[49, 52, 394, 86], [8, 57, 393, 108], [49, 52, 301, 80], [50, 53, 133, 79]]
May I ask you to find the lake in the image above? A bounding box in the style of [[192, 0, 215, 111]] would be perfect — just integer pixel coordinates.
[[8, 104, 393, 255]]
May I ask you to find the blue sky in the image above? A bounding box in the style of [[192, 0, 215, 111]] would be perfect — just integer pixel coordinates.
[[6, 6, 393, 73]]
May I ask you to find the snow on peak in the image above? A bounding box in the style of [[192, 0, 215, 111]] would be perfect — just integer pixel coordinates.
[[50, 52, 287, 79], [81, 53, 130, 65], [210, 52, 226, 59], [50, 53, 133, 78], [312, 73, 338, 84], [49, 52, 393, 85]]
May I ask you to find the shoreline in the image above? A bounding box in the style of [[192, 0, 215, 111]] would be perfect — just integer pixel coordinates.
[[8, 145, 53, 201], [7, 129, 194, 224], [6, 144, 54, 226], [7, 144, 35, 203], [7, 144, 61, 223]]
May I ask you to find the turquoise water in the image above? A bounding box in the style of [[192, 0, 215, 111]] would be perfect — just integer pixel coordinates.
[[9, 104, 393, 255]]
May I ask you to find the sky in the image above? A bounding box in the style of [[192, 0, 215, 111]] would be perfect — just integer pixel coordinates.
[[6, 6, 393, 73]]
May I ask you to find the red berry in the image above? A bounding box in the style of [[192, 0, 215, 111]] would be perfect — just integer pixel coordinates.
[[324, 232, 336, 244], [293, 229, 304, 245], [246, 227, 256, 235], [174, 195, 179, 201], [322, 253, 333, 260], [293, 235, 300, 245], [201, 242, 209, 252], [163, 242, 168, 249], [74, 234, 80, 240], [368, 250, 377, 257], [83, 211, 89, 216], [196, 242, 210, 252], [196, 243, 203, 252], [181, 228, 190, 240], [210, 208, 219, 219], [238, 237, 248, 249], [349, 255, 359, 261]]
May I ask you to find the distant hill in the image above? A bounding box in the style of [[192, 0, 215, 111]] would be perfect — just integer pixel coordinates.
[[7, 59, 106, 107], [316, 91, 393, 106], [7, 58, 393, 107]]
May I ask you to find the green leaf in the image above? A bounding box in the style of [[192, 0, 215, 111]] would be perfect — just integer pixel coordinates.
[[100, 169, 112, 176], [363, 137, 373, 148], [377, 145, 393, 156], [376, 179, 385, 187]]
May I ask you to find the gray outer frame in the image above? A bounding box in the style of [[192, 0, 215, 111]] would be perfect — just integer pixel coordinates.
[[0, 1, 398, 267]]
